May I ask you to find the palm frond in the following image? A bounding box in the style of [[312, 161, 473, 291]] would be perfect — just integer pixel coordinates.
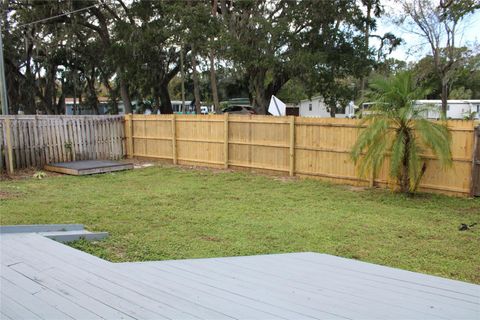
[[351, 71, 452, 194], [415, 119, 452, 168]]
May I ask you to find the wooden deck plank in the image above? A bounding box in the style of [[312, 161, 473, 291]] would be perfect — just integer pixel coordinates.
[[3, 234, 236, 319], [1, 267, 102, 320], [120, 261, 365, 319], [2, 245, 176, 320], [7, 235, 314, 319], [1, 294, 43, 320], [1, 232, 479, 320], [2, 264, 133, 320], [121, 259, 447, 320], [117, 263, 324, 320], [44, 160, 133, 176], [138, 260, 445, 319], [8, 262, 159, 320], [209, 253, 480, 303], [219, 254, 480, 303], [292, 252, 480, 296], [1, 277, 74, 319], [154, 255, 475, 319]]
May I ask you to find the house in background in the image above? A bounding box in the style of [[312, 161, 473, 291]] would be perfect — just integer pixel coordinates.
[[361, 100, 480, 119], [64, 97, 126, 115], [295, 96, 355, 118], [413, 100, 480, 119]]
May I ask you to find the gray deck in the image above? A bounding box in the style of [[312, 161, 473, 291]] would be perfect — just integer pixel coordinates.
[[44, 160, 133, 175], [1, 232, 479, 319]]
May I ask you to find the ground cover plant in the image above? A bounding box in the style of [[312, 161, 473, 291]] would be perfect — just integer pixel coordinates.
[[1, 166, 479, 284]]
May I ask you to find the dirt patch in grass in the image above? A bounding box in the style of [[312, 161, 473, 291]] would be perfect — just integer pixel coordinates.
[[200, 235, 223, 242], [0, 190, 23, 200], [345, 185, 370, 192], [1, 169, 62, 181]]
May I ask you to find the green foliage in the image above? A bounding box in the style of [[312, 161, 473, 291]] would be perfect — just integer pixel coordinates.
[[7, 0, 475, 116], [351, 71, 452, 193], [32, 171, 47, 180], [413, 50, 479, 100]]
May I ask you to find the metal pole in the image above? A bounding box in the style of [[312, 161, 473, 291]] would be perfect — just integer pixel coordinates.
[[0, 23, 9, 115]]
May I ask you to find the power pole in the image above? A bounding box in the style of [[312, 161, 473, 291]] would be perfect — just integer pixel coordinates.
[[0, 23, 9, 115]]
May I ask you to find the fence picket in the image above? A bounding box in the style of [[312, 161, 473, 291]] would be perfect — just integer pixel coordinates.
[[13, 120, 21, 169], [27, 121, 34, 167], [78, 118, 84, 160], [19, 120, 27, 167], [0, 116, 125, 172], [0, 122, 4, 172], [47, 118, 56, 162], [38, 118, 45, 165]]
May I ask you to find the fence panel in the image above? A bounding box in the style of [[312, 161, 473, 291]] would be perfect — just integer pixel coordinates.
[[125, 115, 477, 197], [0, 115, 125, 173]]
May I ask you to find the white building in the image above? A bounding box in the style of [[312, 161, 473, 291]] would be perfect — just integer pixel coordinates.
[[296, 96, 355, 118], [64, 97, 126, 115], [414, 100, 480, 119]]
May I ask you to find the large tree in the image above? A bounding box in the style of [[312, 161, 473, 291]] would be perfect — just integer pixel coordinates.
[[400, 0, 479, 116]]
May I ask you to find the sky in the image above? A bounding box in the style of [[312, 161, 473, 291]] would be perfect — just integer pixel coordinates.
[[375, 1, 480, 62]]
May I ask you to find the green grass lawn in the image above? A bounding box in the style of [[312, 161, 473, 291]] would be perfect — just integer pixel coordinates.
[[1, 166, 479, 284]]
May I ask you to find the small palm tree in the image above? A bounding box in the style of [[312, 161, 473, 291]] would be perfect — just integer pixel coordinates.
[[351, 71, 452, 194]]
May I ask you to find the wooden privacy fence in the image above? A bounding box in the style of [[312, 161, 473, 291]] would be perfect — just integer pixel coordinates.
[[125, 114, 478, 197], [0, 115, 125, 174]]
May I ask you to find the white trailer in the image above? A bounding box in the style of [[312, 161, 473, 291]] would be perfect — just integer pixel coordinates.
[[414, 100, 480, 119], [296, 96, 355, 118]]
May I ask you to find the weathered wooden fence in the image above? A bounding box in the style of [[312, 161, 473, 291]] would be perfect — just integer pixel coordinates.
[[0, 115, 125, 173], [125, 114, 478, 197]]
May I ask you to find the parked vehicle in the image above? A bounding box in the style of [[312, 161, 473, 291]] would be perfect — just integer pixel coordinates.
[[221, 105, 256, 115]]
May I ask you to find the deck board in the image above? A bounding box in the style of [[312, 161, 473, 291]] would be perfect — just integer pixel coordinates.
[[44, 160, 133, 175], [1, 232, 479, 319]]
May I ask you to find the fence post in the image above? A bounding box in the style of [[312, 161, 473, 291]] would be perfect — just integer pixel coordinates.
[[470, 125, 479, 197], [126, 114, 134, 159], [224, 113, 229, 169], [172, 114, 177, 165], [289, 116, 295, 176], [5, 117, 14, 174]]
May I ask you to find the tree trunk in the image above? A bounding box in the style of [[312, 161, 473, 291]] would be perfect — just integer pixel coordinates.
[[209, 50, 220, 113], [251, 69, 268, 114], [191, 47, 202, 114], [400, 133, 411, 194], [117, 67, 132, 114], [360, 2, 372, 99], [86, 74, 99, 114], [210, 0, 220, 113], [44, 64, 56, 114], [158, 82, 173, 114], [101, 77, 118, 114], [329, 104, 337, 118], [441, 78, 448, 117]]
